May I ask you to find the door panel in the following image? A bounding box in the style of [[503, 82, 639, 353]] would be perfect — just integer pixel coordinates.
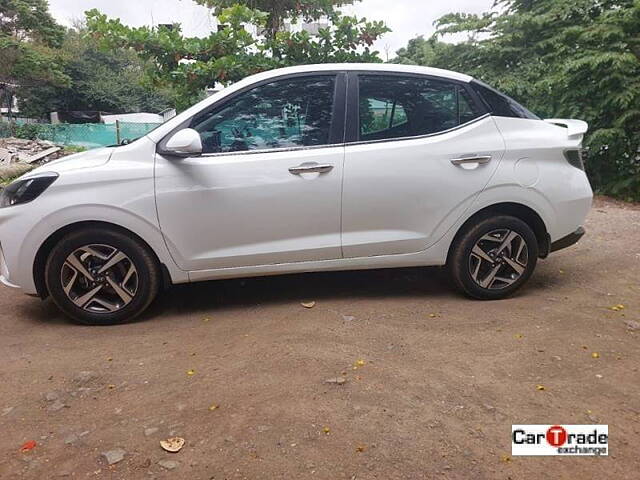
[[342, 116, 505, 258], [154, 73, 345, 271], [155, 147, 344, 270]]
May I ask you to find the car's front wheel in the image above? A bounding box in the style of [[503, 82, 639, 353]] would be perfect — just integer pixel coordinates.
[[448, 215, 538, 300], [45, 227, 161, 325]]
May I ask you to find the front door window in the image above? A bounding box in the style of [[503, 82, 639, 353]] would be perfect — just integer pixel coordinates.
[[190, 75, 337, 154]]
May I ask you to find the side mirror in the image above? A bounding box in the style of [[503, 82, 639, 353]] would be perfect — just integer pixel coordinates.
[[161, 128, 203, 157]]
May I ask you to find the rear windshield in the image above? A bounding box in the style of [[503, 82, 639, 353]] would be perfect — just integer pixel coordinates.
[[471, 80, 539, 120]]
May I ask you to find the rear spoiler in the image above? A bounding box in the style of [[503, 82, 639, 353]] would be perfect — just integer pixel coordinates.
[[544, 119, 588, 139]]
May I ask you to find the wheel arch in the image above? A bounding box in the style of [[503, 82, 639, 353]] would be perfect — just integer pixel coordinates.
[[33, 220, 171, 299], [447, 202, 550, 263]]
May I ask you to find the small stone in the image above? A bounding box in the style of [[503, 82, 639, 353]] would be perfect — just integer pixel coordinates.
[[144, 427, 159, 437], [624, 320, 640, 330], [64, 434, 78, 445], [1, 406, 15, 416], [325, 377, 347, 385], [47, 399, 67, 412], [44, 391, 59, 402], [342, 315, 356, 322], [158, 460, 179, 470], [73, 371, 98, 386], [101, 448, 126, 465]]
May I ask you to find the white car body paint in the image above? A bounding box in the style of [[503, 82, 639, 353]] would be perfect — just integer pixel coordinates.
[[0, 138, 189, 294], [155, 145, 345, 270], [0, 63, 592, 298], [340, 115, 505, 258], [485, 117, 592, 241]]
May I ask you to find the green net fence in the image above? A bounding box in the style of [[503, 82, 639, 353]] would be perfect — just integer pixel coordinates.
[[0, 121, 162, 149]]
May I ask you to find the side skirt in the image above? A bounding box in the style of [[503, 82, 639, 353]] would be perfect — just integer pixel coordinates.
[[188, 249, 445, 283]]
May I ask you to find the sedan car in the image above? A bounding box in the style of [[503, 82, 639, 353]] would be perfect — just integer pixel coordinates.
[[0, 64, 593, 325]]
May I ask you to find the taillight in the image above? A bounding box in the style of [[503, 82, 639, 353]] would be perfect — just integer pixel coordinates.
[[564, 149, 586, 170]]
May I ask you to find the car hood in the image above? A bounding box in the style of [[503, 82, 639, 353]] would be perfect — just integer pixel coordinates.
[[26, 147, 113, 176]]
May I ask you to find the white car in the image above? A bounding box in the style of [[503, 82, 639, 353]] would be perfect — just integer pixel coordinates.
[[0, 64, 592, 325]]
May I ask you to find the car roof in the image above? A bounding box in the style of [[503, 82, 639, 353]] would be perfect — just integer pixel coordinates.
[[253, 63, 473, 83]]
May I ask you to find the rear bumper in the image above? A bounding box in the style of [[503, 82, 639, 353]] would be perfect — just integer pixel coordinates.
[[550, 226, 585, 253]]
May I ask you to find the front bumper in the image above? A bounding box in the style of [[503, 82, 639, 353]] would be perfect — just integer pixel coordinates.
[[550, 226, 585, 253], [0, 242, 20, 289]]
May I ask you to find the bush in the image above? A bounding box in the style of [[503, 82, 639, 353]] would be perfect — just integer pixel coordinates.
[[13, 123, 45, 140], [0, 122, 12, 138]]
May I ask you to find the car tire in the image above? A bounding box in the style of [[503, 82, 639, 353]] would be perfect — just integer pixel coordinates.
[[45, 227, 161, 325], [448, 215, 538, 300]]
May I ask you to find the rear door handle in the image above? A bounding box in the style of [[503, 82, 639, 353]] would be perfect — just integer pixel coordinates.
[[450, 155, 492, 166], [288, 163, 334, 175]]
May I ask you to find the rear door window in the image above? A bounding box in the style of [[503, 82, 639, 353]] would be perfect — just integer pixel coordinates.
[[357, 75, 482, 142]]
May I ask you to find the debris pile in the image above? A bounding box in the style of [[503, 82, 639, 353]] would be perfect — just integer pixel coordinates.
[[0, 137, 64, 165], [0, 137, 66, 183]]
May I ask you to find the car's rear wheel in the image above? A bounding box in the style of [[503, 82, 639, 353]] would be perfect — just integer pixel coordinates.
[[448, 215, 538, 300], [45, 228, 161, 325]]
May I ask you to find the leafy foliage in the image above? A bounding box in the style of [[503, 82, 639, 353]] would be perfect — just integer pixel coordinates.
[[1, 1, 169, 119], [0, 0, 65, 47], [86, 2, 388, 110], [18, 28, 172, 118], [0, 0, 69, 115], [12, 122, 43, 139], [395, 0, 640, 201], [194, 0, 357, 37]]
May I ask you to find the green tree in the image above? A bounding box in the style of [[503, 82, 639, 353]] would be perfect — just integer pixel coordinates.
[[18, 28, 172, 118], [393, 35, 465, 67], [194, 0, 356, 38], [86, 1, 388, 110], [0, 0, 69, 118], [395, 0, 640, 201], [0, 0, 65, 44]]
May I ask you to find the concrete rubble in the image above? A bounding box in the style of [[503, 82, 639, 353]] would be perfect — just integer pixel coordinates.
[[0, 137, 67, 183], [0, 137, 64, 164]]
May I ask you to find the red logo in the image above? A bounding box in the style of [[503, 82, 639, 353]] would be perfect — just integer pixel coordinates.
[[546, 425, 568, 447]]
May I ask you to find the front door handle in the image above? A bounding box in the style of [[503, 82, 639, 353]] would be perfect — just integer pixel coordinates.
[[288, 162, 334, 175], [450, 155, 492, 166]]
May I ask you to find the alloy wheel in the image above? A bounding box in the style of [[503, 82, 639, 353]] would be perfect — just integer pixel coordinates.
[[60, 244, 138, 313], [468, 229, 529, 290]]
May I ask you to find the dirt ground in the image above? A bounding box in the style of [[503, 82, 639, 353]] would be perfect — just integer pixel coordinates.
[[1, 196, 639, 480]]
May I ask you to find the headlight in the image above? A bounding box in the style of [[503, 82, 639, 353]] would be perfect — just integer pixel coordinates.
[[0, 173, 58, 208]]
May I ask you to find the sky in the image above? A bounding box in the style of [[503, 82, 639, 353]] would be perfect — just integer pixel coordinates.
[[47, 0, 495, 58]]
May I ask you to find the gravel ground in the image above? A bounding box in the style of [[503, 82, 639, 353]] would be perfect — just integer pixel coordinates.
[[1, 196, 639, 479]]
